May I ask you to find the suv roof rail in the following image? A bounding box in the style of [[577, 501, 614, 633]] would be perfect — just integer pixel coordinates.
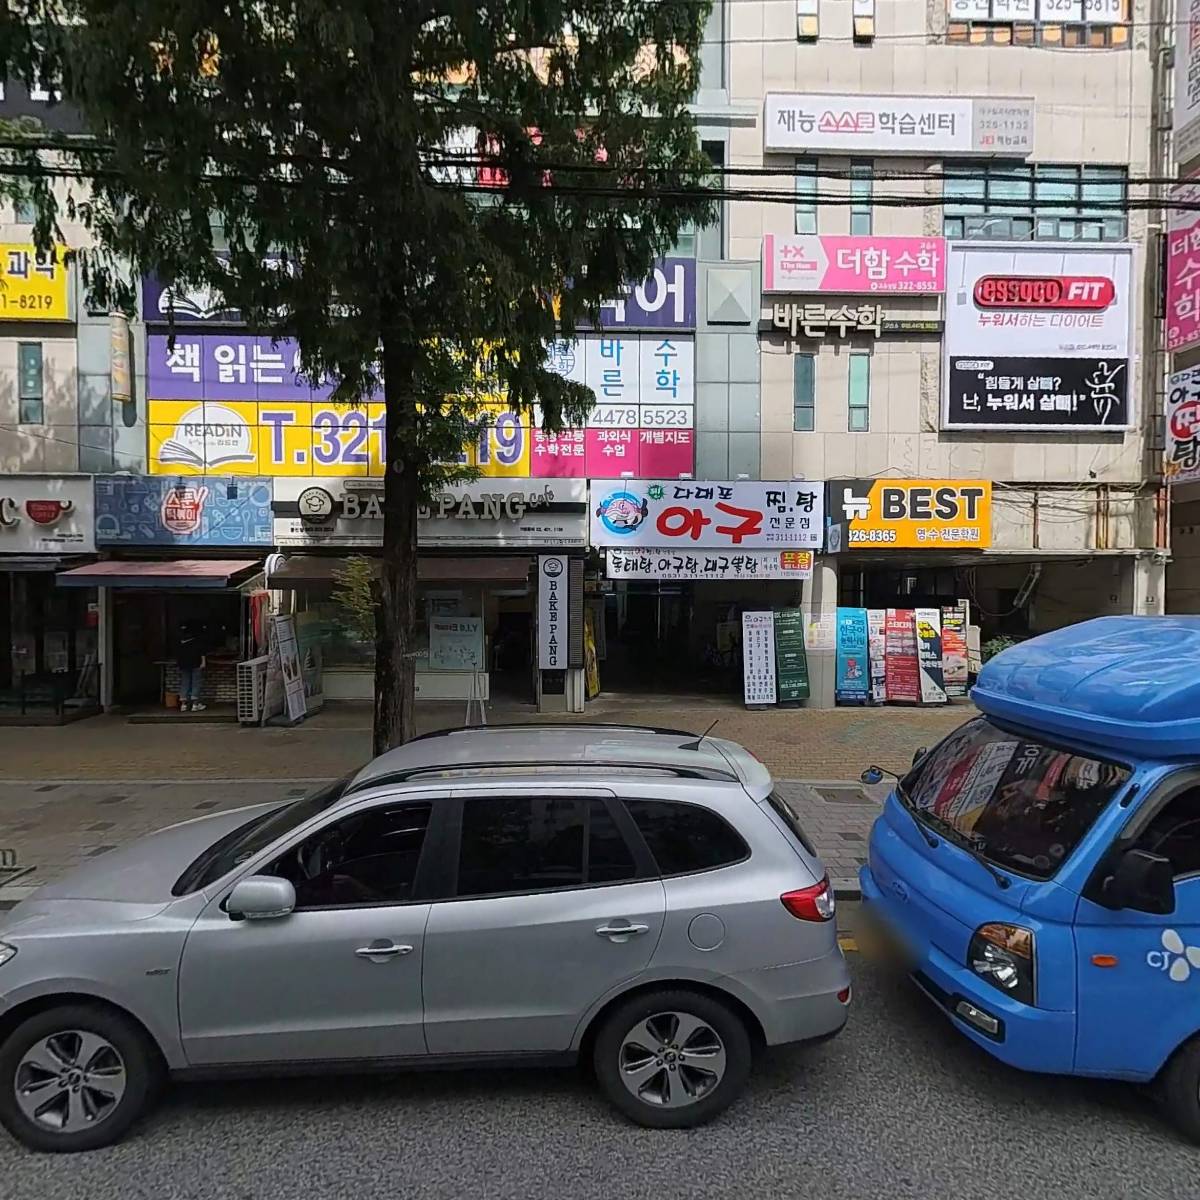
[[405, 722, 701, 743], [348, 759, 738, 791]]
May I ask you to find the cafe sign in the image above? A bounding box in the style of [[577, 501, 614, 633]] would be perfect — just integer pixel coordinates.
[[0, 476, 94, 553], [271, 478, 587, 548]]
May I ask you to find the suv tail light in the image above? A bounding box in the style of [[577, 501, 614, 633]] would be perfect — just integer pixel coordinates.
[[781, 878, 835, 922]]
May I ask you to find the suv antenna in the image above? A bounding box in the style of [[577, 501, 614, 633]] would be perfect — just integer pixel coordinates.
[[680, 719, 720, 751]]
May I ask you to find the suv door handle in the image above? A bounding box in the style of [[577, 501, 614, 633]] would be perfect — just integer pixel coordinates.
[[595, 923, 649, 941], [354, 942, 414, 960]]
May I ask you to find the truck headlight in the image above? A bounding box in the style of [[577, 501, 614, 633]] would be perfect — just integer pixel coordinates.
[[0, 941, 16, 968], [969, 923, 1034, 1005]]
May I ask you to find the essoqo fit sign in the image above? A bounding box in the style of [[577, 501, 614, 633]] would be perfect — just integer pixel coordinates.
[[825, 479, 991, 550]]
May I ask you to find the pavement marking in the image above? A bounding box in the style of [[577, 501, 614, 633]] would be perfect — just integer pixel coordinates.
[[837, 935, 858, 953]]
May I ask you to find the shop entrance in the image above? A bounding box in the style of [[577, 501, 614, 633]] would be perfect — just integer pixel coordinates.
[[113, 590, 244, 708]]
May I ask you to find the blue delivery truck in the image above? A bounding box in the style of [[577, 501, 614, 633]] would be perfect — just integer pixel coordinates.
[[860, 615, 1200, 1140]]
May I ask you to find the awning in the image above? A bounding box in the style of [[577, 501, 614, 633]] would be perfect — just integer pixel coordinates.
[[0, 555, 82, 573], [56, 559, 262, 590], [268, 555, 532, 587]]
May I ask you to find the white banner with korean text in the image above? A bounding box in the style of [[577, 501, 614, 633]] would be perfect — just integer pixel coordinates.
[[606, 548, 814, 581]]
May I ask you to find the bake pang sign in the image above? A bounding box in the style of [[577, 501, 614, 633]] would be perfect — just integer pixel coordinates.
[[589, 480, 825, 551]]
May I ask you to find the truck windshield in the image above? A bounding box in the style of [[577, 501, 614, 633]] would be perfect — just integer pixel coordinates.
[[897, 717, 1131, 880]]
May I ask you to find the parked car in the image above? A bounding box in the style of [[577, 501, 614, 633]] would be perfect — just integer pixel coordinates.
[[860, 615, 1200, 1141], [0, 723, 849, 1151]]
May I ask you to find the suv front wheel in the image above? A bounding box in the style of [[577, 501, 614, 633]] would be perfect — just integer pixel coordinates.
[[593, 988, 752, 1128]]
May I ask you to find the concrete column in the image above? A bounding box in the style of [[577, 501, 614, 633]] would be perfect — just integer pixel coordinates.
[[803, 556, 840, 711], [1131, 552, 1167, 616]]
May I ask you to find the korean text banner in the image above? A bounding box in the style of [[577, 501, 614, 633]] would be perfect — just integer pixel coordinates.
[[947, 357, 1128, 429], [0, 243, 68, 321], [826, 479, 991, 550], [762, 234, 945, 295], [943, 242, 1133, 432], [835, 608, 870, 704], [606, 548, 813, 581], [589, 480, 825, 551], [1167, 179, 1200, 354], [1178, 0, 1200, 167], [94, 475, 273, 546], [148, 332, 695, 479], [1166, 366, 1200, 487], [764, 94, 1032, 156]]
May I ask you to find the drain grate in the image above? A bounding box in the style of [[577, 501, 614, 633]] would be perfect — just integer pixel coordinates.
[[814, 785, 877, 806]]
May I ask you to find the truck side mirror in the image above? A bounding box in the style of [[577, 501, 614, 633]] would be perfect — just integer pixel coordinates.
[[861, 766, 884, 785], [1102, 849, 1175, 915]]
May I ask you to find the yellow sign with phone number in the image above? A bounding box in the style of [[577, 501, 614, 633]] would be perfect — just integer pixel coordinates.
[[0, 243, 69, 321], [147, 398, 533, 478]]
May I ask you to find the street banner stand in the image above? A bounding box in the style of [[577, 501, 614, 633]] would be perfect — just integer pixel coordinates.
[[741, 611, 777, 708], [774, 608, 810, 704], [915, 607, 948, 705], [835, 607, 870, 705], [884, 609, 921, 703]]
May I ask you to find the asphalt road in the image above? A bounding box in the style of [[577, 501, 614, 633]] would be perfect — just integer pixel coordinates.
[[1, 939, 1195, 1200]]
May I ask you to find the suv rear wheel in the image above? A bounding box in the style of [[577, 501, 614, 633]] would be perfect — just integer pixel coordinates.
[[593, 988, 752, 1128], [0, 1003, 160, 1152]]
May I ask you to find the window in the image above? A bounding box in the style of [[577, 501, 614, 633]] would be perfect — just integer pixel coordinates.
[[669, 140, 725, 259], [848, 354, 870, 432], [850, 160, 873, 236], [943, 161, 1127, 242], [175, 774, 355, 894], [455, 796, 637, 897], [624, 799, 748, 876], [268, 801, 432, 908], [900, 717, 1131, 880], [13, 194, 35, 224], [794, 159, 817, 235], [945, 0, 1130, 47], [766, 790, 818, 856], [18, 342, 43, 424], [1133, 788, 1200, 880], [793, 353, 815, 431]]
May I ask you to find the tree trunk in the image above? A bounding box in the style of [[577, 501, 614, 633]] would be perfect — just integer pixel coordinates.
[[373, 338, 420, 754]]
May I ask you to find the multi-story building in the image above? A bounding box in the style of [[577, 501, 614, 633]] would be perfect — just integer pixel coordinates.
[[637, 0, 1170, 705]]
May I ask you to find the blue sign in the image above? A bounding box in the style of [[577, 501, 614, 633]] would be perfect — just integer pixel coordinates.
[[835, 607, 870, 705], [94, 476, 273, 546]]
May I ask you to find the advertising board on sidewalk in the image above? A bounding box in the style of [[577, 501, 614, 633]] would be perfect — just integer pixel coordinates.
[[774, 609, 810, 703], [742, 611, 777, 707], [835, 608, 870, 705]]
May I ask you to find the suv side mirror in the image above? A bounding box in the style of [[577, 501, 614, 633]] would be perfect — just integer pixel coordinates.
[[1102, 849, 1175, 915], [227, 875, 296, 921], [912, 746, 928, 767]]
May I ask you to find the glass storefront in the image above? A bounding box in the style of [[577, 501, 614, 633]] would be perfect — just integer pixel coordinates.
[[0, 570, 100, 718]]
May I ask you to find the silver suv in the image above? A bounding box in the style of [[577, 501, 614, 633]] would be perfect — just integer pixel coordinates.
[[0, 724, 850, 1151]]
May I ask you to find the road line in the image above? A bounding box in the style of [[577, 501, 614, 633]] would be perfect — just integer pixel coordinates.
[[837, 935, 858, 953]]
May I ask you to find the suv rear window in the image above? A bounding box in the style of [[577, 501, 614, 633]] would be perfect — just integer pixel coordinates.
[[900, 717, 1131, 879], [624, 799, 749, 876], [765, 790, 818, 856]]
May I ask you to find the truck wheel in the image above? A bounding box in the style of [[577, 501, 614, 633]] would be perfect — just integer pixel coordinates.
[[0, 1004, 161, 1153], [1159, 1037, 1200, 1144]]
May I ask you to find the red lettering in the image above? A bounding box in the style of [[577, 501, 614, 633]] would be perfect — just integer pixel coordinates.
[[657, 506, 713, 540], [713, 503, 763, 544]]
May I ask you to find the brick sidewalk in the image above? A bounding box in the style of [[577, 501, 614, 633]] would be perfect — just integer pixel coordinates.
[[0, 696, 972, 782]]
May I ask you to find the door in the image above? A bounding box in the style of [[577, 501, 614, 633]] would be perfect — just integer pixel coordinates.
[[1075, 778, 1200, 1077], [422, 789, 666, 1055], [178, 796, 440, 1065]]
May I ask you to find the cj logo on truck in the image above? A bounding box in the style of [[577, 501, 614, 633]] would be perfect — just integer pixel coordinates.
[[1147, 930, 1200, 982]]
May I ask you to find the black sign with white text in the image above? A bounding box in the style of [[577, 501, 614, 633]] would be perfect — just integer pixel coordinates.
[[946, 356, 1130, 429]]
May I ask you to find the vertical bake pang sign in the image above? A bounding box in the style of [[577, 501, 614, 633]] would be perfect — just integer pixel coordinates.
[[147, 331, 695, 478]]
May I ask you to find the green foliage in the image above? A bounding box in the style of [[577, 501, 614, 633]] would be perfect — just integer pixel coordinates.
[[330, 555, 379, 646], [982, 635, 1022, 662], [0, 1, 715, 493]]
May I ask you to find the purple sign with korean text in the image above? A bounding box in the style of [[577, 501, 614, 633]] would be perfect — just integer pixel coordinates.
[[580, 258, 696, 331], [147, 332, 367, 402]]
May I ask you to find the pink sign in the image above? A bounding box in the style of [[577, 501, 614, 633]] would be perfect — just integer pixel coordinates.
[[762, 234, 945, 295], [1167, 181, 1200, 353], [529, 427, 694, 478]]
